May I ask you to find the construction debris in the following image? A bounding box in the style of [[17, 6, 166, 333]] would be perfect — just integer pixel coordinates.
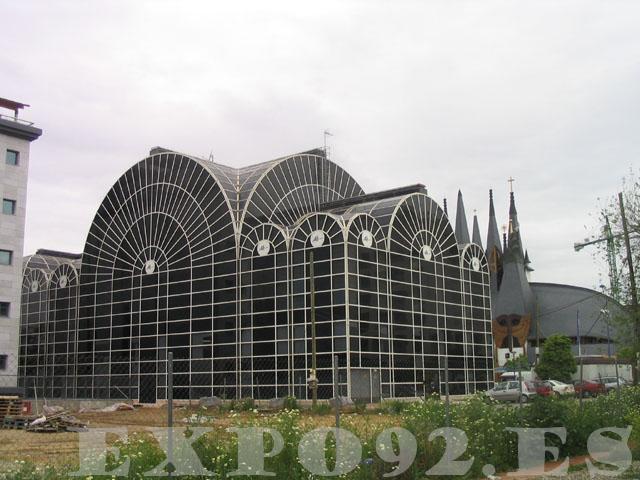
[[26, 411, 87, 433], [43, 405, 65, 415], [182, 413, 216, 424], [78, 402, 134, 413], [199, 396, 223, 408]]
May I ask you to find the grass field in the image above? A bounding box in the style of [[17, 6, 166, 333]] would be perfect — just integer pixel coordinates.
[[0, 406, 397, 469], [1, 391, 638, 479]]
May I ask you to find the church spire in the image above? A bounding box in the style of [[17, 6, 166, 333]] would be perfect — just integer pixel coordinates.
[[486, 189, 502, 255], [506, 189, 525, 262], [455, 190, 470, 245], [443, 197, 448, 216], [524, 250, 534, 272], [472, 212, 483, 248]]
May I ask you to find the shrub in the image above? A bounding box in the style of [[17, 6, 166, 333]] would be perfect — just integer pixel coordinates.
[[310, 403, 332, 415], [381, 399, 409, 415], [283, 395, 299, 410], [238, 397, 255, 411], [354, 400, 367, 414]]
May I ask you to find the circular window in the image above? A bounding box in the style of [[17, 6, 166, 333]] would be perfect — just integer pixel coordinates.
[[144, 259, 157, 274], [59, 275, 68, 288], [422, 245, 433, 261], [361, 230, 373, 248], [256, 239, 271, 256], [310, 230, 325, 248], [31, 280, 39, 293], [471, 257, 481, 271]]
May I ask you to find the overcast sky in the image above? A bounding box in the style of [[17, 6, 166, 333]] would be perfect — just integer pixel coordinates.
[[2, 1, 639, 290]]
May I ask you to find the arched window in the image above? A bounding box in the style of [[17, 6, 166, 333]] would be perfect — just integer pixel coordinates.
[[78, 153, 236, 401], [345, 213, 389, 399], [20, 266, 49, 397], [239, 153, 364, 233], [239, 223, 289, 399], [460, 244, 494, 392], [290, 213, 345, 400], [387, 194, 463, 396], [46, 263, 79, 398]]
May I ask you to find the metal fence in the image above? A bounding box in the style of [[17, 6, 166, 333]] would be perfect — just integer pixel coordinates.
[[0, 351, 356, 471]]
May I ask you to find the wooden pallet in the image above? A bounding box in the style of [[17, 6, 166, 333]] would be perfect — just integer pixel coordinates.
[[1, 415, 34, 430], [0, 399, 23, 423]]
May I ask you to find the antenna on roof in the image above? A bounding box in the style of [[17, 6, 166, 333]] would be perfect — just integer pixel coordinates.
[[323, 130, 333, 159]]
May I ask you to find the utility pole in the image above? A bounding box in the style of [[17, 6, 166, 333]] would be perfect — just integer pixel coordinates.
[[603, 310, 621, 395], [604, 216, 621, 300], [619, 192, 639, 385], [309, 251, 318, 407], [535, 302, 541, 365], [577, 309, 584, 410]]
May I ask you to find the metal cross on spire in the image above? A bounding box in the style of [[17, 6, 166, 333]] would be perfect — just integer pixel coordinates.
[[508, 176, 515, 192]]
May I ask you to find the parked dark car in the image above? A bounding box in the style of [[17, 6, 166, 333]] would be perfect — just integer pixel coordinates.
[[573, 380, 606, 397]]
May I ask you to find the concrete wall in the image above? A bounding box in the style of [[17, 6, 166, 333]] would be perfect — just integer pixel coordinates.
[[0, 128, 32, 385], [571, 363, 633, 382]]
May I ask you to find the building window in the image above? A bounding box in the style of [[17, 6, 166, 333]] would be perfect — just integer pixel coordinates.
[[0, 355, 6, 371], [2, 199, 16, 215], [5, 150, 19, 166], [0, 302, 9, 317], [0, 250, 12, 266]]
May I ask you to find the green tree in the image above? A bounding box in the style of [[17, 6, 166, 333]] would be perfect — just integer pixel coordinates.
[[503, 354, 530, 372], [595, 169, 639, 305], [593, 169, 639, 383], [535, 334, 577, 382]]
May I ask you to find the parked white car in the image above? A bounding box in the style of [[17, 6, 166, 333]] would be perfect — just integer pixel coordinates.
[[543, 380, 575, 396], [596, 376, 629, 393]]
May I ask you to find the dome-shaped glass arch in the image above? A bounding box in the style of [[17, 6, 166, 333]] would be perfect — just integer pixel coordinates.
[[77, 152, 238, 401]]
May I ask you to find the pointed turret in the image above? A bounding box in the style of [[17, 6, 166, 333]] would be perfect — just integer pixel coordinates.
[[443, 198, 448, 216], [486, 189, 502, 256], [492, 182, 536, 358], [505, 191, 525, 262], [524, 250, 534, 273], [486, 190, 504, 297], [472, 214, 483, 248], [455, 190, 470, 245]]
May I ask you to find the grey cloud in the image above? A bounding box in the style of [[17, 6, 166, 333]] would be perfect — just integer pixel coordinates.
[[3, 0, 639, 289]]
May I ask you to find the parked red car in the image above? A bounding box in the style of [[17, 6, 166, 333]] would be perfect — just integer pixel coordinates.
[[532, 381, 553, 397], [573, 380, 606, 397]]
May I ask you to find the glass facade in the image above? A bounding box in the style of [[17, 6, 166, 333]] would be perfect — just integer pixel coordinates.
[[18, 150, 494, 400]]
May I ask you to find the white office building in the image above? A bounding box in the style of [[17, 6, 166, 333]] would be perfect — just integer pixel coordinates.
[[0, 98, 42, 386]]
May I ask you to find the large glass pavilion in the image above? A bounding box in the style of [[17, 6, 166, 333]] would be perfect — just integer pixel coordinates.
[[19, 148, 494, 402]]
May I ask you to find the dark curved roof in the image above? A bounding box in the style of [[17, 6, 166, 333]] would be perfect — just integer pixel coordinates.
[[530, 282, 625, 341]]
